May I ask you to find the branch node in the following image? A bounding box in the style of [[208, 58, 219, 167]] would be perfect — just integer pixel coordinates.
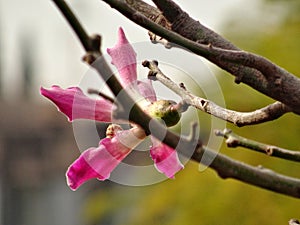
[[215, 128, 232, 137], [148, 71, 158, 80], [179, 82, 186, 90], [143, 60, 160, 79], [89, 34, 102, 51], [225, 136, 238, 148], [82, 53, 97, 65], [148, 31, 172, 49], [142, 60, 150, 67], [266, 146, 274, 156], [234, 75, 243, 84]]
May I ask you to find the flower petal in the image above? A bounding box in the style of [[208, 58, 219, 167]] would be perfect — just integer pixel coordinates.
[[66, 138, 131, 191], [107, 27, 137, 87], [40, 85, 113, 122], [150, 136, 183, 178], [66, 128, 145, 190], [137, 80, 157, 102]]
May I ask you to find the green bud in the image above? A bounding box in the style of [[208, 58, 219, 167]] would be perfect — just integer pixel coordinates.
[[146, 100, 181, 127]]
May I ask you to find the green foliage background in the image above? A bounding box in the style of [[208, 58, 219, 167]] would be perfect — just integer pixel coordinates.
[[82, 1, 300, 224]]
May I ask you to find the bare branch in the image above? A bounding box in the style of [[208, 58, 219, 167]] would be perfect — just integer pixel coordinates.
[[151, 0, 237, 49], [52, 0, 101, 52], [215, 129, 300, 163], [195, 146, 300, 198], [102, 0, 300, 115], [142, 60, 291, 126], [126, 0, 162, 21]]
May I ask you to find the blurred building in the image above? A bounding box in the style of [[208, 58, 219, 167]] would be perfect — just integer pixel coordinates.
[[0, 33, 84, 225]]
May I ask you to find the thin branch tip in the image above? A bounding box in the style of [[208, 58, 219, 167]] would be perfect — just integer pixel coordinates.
[[215, 128, 232, 137], [143, 60, 161, 79], [217, 129, 300, 162], [179, 82, 186, 90], [142, 60, 150, 67], [89, 34, 102, 51]]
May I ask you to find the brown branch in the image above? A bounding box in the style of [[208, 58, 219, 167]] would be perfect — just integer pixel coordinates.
[[215, 129, 300, 163], [151, 0, 237, 48], [126, 0, 162, 21], [52, 0, 101, 52], [107, 0, 300, 115], [52, 0, 300, 198], [142, 60, 291, 126], [194, 146, 300, 198]]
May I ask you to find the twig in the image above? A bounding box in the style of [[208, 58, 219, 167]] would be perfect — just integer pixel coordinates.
[[101, 0, 300, 115], [52, 0, 300, 198], [126, 0, 162, 21], [142, 60, 291, 126], [215, 129, 300, 163], [52, 0, 100, 51], [195, 146, 300, 198]]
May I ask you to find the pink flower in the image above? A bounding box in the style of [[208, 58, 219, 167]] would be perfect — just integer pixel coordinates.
[[41, 27, 183, 190], [40, 86, 114, 122]]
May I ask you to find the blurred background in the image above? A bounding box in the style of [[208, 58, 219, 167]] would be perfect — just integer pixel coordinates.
[[1, 0, 300, 224]]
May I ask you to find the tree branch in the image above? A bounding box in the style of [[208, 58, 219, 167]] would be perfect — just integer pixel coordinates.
[[142, 60, 291, 126], [215, 129, 300, 163], [52, 0, 101, 51], [125, 0, 162, 21], [52, 0, 300, 198], [195, 146, 300, 198], [102, 0, 300, 115]]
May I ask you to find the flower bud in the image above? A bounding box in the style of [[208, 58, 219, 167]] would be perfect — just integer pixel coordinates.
[[146, 100, 181, 127]]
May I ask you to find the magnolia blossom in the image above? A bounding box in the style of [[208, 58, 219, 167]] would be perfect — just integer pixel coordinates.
[[41, 28, 183, 190]]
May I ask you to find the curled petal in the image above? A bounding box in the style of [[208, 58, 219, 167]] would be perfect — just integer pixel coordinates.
[[40, 85, 113, 122], [107, 27, 137, 87], [150, 136, 183, 178], [66, 138, 130, 190], [66, 128, 145, 190]]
